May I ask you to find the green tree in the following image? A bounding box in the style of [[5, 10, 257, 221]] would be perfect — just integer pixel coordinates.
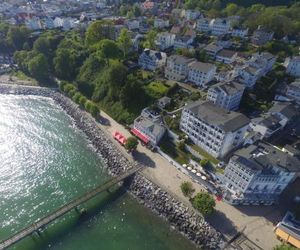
[[89, 103, 100, 118], [200, 159, 210, 168], [224, 3, 239, 16], [117, 28, 132, 58], [28, 53, 49, 81], [273, 244, 297, 250], [33, 36, 50, 56], [85, 20, 114, 47], [7, 25, 29, 50], [177, 141, 186, 151], [53, 48, 75, 80], [180, 181, 195, 198], [133, 5, 141, 17], [143, 29, 158, 49], [96, 39, 120, 65], [192, 192, 216, 216], [124, 136, 138, 152]]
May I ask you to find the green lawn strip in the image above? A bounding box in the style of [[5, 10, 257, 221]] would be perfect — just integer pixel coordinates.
[[187, 142, 220, 165]]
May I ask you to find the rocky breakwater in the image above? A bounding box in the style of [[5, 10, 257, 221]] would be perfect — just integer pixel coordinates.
[[0, 84, 224, 249], [128, 174, 223, 249]]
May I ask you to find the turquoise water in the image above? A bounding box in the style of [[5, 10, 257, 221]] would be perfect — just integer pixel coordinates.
[[0, 95, 196, 250]]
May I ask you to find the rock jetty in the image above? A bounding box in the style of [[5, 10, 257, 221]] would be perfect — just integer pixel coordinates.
[[0, 84, 224, 249]]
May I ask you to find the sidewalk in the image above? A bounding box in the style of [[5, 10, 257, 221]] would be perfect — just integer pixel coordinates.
[[98, 110, 280, 250]]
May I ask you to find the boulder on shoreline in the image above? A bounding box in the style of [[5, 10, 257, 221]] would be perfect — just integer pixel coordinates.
[[0, 84, 224, 249]]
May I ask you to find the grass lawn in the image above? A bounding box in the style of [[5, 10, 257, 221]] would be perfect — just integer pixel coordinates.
[[160, 138, 190, 165], [144, 81, 169, 99], [187, 142, 220, 165]]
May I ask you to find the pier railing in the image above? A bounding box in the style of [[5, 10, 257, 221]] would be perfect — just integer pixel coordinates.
[[0, 166, 142, 250]]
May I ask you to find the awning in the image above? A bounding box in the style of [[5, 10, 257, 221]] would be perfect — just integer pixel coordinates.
[[131, 128, 150, 144], [112, 131, 127, 145]]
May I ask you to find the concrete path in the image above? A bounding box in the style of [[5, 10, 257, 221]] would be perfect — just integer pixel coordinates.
[[97, 110, 281, 250]]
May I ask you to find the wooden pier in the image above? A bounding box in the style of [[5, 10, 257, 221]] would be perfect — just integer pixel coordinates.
[[0, 166, 142, 250]]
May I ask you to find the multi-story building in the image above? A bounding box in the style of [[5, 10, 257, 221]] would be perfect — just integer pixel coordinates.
[[209, 18, 231, 36], [187, 61, 216, 87], [222, 142, 300, 205], [284, 56, 300, 77], [185, 10, 201, 20], [132, 108, 166, 146], [180, 100, 249, 158], [155, 32, 176, 50], [248, 52, 276, 76], [154, 18, 169, 29], [286, 79, 300, 103], [216, 49, 237, 64], [251, 26, 274, 46], [25, 17, 42, 30], [203, 43, 222, 59], [231, 27, 248, 38], [236, 66, 262, 88], [164, 55, 195, 81], [275, 212, 300, 249], [173, 34, 194, 49], [125, 19, 140, 30], [196, 18, 211, 33], [138, 49, 166, 71], [207, 81, 245, 110]]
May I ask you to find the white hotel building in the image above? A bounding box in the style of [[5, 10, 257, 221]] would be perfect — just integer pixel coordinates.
[[222, 142, 300, 205], [187, 61, 216, 87], [180, 101, 249, 158]]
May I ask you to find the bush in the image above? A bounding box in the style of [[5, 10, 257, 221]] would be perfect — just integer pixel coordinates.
[[79, 95, 87, 107], [180, 181, 195, 198], [200, 159, 210, 168], [72, 92, 82, 104], [124, 136, 138, 152], [192, 192, 215, 216], [89, 103, 99, 117]]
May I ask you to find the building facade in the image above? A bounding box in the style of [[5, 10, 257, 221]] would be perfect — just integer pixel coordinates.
[[207, 81, 245, 111], [138, 49, 166, 71], [180, 100, 249, 158], [222, 142, 300, 205], [187, 61, 216, 87], [284, 56, 300, 77], [155, 32, 175, 50], [286, 79, 300, 103], [164, 55, 195, 81]]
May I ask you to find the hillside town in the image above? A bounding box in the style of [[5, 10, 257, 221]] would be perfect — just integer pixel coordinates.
[[1, 0, 300, 249]]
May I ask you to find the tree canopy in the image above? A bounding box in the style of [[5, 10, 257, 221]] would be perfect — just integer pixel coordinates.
[[192, 192, 216, 216], [180, 181, 195, 198], [125, 136, 139, 152]]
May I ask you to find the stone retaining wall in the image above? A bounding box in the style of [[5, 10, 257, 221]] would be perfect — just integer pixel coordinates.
[[0, 84, 224, 249]]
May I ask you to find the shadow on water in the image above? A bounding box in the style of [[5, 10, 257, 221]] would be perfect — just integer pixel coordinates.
[[14, 186, 127, 250]]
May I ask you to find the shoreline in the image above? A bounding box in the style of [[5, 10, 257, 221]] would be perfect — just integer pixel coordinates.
[[0, 84, 224, 249]]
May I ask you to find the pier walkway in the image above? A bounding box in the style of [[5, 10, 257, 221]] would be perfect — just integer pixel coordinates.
[[0, 166, 142, 250]]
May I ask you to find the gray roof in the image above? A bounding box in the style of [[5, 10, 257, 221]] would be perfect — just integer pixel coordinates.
[[290, 79, 300, 88], [276, 211, 300, 241], [135, 116, 165, 137], [210, 81, 245, 96], [235, 142, 300, 173], [204, 43, 222, 53], [167, 55, 195, 65], [251, 114, 282, 130], [269, 102, 297, 120], [217, 49, 237, 58], [185, 100, 249, 132], [188, 61, 216, 73]]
